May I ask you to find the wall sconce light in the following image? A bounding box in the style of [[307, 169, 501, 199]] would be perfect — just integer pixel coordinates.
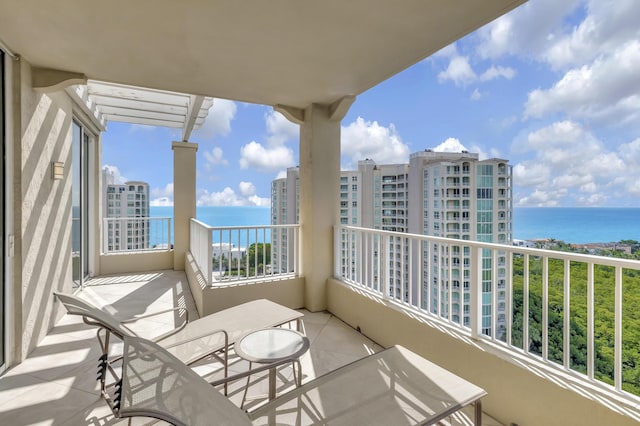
[[52, 162, 64, 180]]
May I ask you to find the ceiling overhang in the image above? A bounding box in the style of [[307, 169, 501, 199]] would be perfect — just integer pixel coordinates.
[[0, 1, 527, 109]]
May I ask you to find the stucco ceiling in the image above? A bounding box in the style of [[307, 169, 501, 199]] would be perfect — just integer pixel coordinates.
[[0, 0, 526, 109]]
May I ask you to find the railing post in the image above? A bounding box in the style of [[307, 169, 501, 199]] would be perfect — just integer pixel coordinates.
[[470, 245, 483, 339], [334, 226, 340, 277], [615, 265, 623, 391], [207, 228, 213, 286], [102, 218, 107, 253], [381, 233, 388, 299]]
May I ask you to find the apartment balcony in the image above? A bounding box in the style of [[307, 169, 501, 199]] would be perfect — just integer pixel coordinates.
[[47, 220, 640, 425], [1, 1, 637, 425]]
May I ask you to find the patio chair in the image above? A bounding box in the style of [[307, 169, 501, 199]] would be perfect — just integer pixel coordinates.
[[112, 335, 487, 426], [53, 292, 303, 397]]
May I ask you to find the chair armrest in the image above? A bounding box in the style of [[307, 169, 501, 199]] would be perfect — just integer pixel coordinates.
[[120, 307, 189, 342]]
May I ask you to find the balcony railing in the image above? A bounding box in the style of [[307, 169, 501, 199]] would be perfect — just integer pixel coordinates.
[[190, 219, 299, 286], [335, 225, 640, 399], [102, 217, 172, 254]]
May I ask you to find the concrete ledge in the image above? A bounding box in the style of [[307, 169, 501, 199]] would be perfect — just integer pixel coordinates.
[[185, 251, 304, 316], [327, 278, 640, 426], [99, 250, 173, 275]]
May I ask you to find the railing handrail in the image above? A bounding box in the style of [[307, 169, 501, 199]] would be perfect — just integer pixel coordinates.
[[339, 225, 640, 268], [210, 224, 300, 231], [103, 216, 172, 221]]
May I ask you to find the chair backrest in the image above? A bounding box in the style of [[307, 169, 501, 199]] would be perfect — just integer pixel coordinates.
[[118, 335, 252, 426], [53, 292, 132, 338]]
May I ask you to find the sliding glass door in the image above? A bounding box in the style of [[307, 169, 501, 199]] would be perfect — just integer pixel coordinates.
[[1, 50, 6, 370], [72, 120, 92, 287]]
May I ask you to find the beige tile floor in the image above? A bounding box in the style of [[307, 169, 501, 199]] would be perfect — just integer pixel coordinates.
[[0, 270, 499, 426]]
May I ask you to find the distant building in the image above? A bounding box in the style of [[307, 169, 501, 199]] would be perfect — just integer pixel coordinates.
[[102, 169, 150, 251], [271, 150, 512, 337]]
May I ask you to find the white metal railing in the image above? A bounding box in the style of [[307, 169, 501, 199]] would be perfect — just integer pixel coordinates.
[[335, 225, 640, 398], [102, 217, 172, 254], [190, 219, 300, 285]]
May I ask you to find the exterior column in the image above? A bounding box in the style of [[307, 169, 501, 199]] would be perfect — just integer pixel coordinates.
[[172, 141, 198, 270], [298, 105, 342, 311]]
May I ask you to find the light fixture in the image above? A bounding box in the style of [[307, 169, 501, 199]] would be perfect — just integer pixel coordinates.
[[52, 162, 64, 180]]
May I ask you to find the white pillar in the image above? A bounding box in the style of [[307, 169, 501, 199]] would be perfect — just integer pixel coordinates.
[[172, 141, 198, 270], [298, 104, 340, 310]]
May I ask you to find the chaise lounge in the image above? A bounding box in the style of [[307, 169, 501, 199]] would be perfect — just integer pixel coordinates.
[[114, 335, 487, 426], [53, 292, 303, 396]]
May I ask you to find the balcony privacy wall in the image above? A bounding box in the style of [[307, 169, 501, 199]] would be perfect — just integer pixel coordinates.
[[327, 278, 639, 426]]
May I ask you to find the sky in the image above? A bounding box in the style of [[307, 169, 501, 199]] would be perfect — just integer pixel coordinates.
[[102, 0, 640, 208]]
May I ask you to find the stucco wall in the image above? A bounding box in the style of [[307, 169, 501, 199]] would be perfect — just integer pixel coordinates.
[[99, 251, 173, 275], [185, 252, 304, 316], [18, 59, 75, 359], [327, 278, 639, 426]]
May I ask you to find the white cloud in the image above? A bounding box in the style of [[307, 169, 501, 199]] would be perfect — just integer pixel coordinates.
[[513, 162, 551, 187], [193, 99, 237, 140], [516, 189, 562, 207], [204, 146, 228, 167], [543, 0, 640, 69], [150, 197, 173, 207], [476, 0, 582, 61], [470, 89, 482, 101], [479, 65, 516, 81], [525, 40, 640, 125], [150, 183, 174, 206], [197, 184, 270, 207], [266, 111, 299, 146], [102, 164, 127, 184], [238, 110, 299, 173], [619, 138, 640, 167], [433, 43, 459, 59], [275, 170, 287, 179], [437, 56, 516, 87], [433, 138, 468, 153], [239, 142, 296, 172], [341, 117, 410, 168], [238, 181, 256, 197], [151, 183, 174, 199], [512, 121, 637, 206], [438, 56, 477, 86]]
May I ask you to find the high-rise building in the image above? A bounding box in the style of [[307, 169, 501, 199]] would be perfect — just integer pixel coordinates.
[[102, 169, 150, 251], [271, 150, 512, 337], [407, 150, 512, 337]]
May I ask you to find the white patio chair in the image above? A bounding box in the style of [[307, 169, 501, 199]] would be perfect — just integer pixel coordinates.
[[53, 292, 303, 397], [113, 335, 487, 426]]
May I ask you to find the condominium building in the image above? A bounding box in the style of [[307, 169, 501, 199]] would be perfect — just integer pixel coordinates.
[[407, 150, 512, 337], [271, 150, 512, 336], [271, 167, 299, 273], [102, 169, 151, 251]]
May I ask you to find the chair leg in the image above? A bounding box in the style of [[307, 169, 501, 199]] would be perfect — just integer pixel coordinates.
[[240, 361, 253, 409]]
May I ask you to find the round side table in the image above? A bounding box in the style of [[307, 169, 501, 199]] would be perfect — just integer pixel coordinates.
[[235, 328, 310, 406]]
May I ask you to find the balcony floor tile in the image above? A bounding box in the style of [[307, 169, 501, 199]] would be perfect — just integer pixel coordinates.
[[0, 270, 498, 425]]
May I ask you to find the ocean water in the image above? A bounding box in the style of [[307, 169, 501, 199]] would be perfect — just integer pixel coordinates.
[[151, 206, 270, 226], [151, 206, 271, 246], [513, 207, 640, 243], [150, 206, 640, 244]]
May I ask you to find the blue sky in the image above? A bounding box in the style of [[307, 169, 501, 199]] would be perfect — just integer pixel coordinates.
[[102, 0, 640, 208]]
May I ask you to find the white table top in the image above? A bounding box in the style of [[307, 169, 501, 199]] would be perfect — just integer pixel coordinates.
[[235, 328, 310, 363]]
